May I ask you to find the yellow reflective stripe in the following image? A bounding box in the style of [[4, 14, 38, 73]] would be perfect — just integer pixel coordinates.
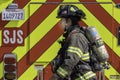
[[0, 0, 13, 13], [5, 0, 46, 28], [57, 67, 68, 78], [0, 62, 3, 79], [31, 0, 46, 2], [0, 31, 2, 77], [95, 0, 112, 2], [82, 57, 90, 61], [97, 0, 120, 24], [84, 71, 93, 77], [67, 46, 89, 60], [67, 46, 83, 58], [67, 49, 82, 58], [81, 53, 90, 61], [82, 53, 89, 56], [68, 46, 83, 54], [83, 71, 96, 79], [85, 73, 96, 79]]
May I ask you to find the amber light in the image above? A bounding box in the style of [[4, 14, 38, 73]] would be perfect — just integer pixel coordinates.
[[5, 73, 16, 80]]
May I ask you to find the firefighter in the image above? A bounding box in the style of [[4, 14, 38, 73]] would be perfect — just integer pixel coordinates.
[[50, 5, 97, 80]]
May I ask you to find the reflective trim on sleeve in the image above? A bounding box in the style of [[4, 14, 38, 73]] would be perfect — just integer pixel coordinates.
[[81, 53, 90, 61], [57, 67, 68, 78], [67, 46, 83, 58], [83, 71, 96, 80], [67, 46, 90, 61]]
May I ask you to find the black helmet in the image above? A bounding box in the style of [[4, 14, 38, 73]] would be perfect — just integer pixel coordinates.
[[56, 5, 86, 19]]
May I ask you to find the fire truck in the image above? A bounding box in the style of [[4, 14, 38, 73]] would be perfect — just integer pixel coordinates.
[[0, 0, 120, 80]]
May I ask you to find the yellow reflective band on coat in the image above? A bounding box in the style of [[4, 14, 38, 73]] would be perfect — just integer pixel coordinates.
[[81, 53, 90, 61], [67, 46, 83, 58], [83, 71, 96, 80], [57, 67, 68, 78], [67, 46, 90, 61]]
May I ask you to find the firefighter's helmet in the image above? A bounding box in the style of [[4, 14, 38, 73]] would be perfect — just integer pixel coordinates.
[[56, 5, 86, 19]]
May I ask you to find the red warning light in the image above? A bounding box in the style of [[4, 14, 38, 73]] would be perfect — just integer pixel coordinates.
[[4, 57, 16, 64]]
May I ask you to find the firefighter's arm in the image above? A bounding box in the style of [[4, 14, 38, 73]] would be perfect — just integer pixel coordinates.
[[56, 33, 86, 79]]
